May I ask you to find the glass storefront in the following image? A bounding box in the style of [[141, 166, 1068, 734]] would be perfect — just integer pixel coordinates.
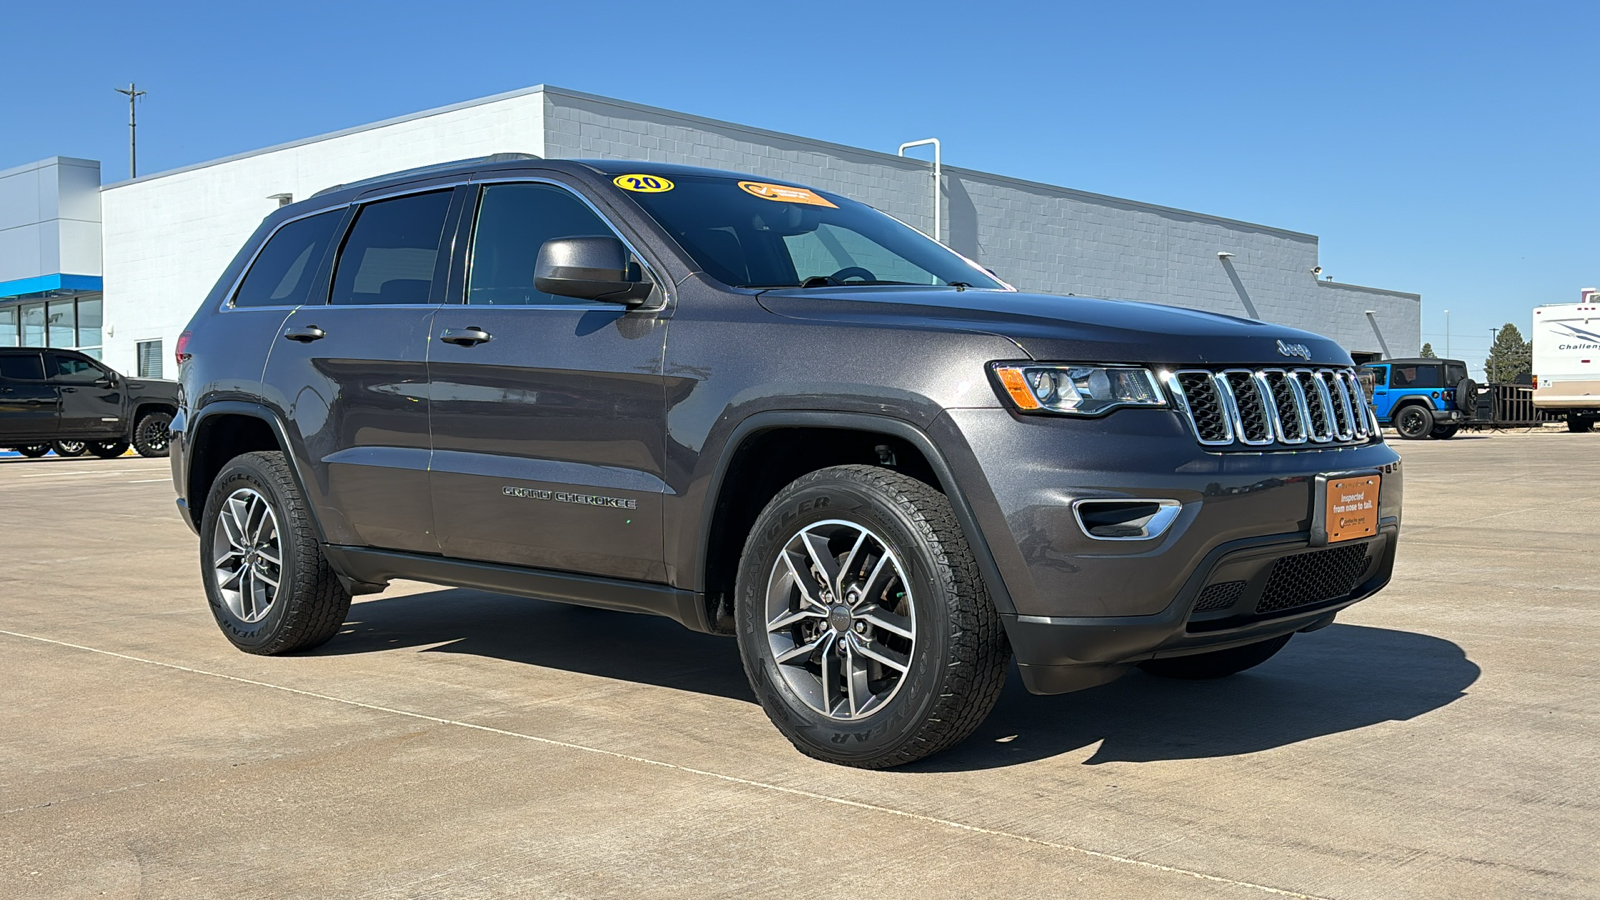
[[0, 294, 104, 356]]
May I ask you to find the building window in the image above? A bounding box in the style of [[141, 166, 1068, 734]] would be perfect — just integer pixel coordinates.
[[21, 302, 46, 346], [47, 299, 77, 348], [136, 340, 164, 379], [76, 298, 103, 357], [0, 306, 16, 347]]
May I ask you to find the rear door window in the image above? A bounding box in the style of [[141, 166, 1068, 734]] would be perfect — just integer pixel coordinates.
[[1390, 365, 1441, 389], [233, 210, 344, 308], [331, 191, 454, 305], [0, 352, 45, 381], [466, 183, 624, 306]]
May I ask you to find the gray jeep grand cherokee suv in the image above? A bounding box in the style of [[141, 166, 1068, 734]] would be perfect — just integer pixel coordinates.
[[170, 155, 1402, 767]]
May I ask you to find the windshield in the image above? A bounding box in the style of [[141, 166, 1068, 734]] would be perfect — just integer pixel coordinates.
[[610, 173, 1005, 290]]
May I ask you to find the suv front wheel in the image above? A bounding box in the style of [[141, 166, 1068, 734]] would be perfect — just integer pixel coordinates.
[[200, 451, 351, 654], [1394, 404, 1434, 440], [735, 465, 1010, 768]]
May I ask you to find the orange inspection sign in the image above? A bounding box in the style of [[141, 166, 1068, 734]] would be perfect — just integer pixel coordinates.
[[1324, 475, 1380, 543]]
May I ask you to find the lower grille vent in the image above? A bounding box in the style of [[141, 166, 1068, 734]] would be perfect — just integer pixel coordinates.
[[1193, 581, 1247, 613], [1255, 544, 1371, 614]]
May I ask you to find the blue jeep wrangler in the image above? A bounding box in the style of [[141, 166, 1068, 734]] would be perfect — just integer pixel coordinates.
[[1359, 358, 1477, 440]]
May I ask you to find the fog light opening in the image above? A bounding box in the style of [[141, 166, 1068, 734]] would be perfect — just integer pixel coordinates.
[[1071, 499, 1182, 541]]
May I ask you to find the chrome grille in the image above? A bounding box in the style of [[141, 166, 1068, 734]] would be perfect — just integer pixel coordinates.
[[1167, 367, 1377, 449]]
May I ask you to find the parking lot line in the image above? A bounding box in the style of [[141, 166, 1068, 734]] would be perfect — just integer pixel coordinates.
[[0, 626, 1333, 900]]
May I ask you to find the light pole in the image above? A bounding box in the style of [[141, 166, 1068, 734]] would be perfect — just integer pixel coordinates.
[[896, 138, 941, 245], [114, 83, 147, 179], [1444, 309, 1450, 359], [1489, 327, 1499, 383]]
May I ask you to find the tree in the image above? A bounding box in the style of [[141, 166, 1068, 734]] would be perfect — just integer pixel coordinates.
[[1420, 342, 1438, 358], [1484, 323, 1532, 384]]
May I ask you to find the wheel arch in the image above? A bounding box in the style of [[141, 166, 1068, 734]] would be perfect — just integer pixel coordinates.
[[185, 401, 321, 540], [696, 412, 1016, 633]]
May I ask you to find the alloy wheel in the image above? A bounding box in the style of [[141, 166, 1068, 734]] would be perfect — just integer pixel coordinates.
[[764, 519, 916, 721], [137, 415, 171, 453], [212, 487, 283, 624]]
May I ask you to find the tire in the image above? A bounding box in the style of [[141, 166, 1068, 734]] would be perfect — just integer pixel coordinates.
[[1569, 415, 1595, 434], [133, 411, 173, 458], [89, 440, 131, 459], [1429, 424, 1460, 439], [16, 445, 50, 458], [734, 465, 1010, 768], [199, 451, 351, 655], [1394, 404, 1434, 440], [52, 440, 87, 457], [1454, 378, 1478, 418], [1138, 633, 1293, 680]]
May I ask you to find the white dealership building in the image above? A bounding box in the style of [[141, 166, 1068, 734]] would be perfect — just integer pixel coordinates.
[[1, 85, 1420, 377]]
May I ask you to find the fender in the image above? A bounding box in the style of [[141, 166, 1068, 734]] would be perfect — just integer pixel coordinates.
[[183, 399, 326, 543], [696, 410, 1017, 616]]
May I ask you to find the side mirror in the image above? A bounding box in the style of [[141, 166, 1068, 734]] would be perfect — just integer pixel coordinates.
[[534, 236, 654, 307], [97, 372, 119, 388]]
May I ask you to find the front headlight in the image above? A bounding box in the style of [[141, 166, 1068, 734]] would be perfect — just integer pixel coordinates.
[[992, 364, 1167, 416]]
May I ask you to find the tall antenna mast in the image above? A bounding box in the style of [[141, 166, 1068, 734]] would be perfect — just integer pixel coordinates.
[[114, 83, 147, 178]]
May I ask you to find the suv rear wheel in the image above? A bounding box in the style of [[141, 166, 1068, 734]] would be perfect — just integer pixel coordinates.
[[52, 440, 87, 457], [1139, 633, 1293, 679], [1394, 404, 1434, 440], [1569, 414, 1595, 434], [133, 411, 173, 457], [735, 465, 1010, 768], [1429, 424, 1460, 439], [200, 451, 351, 654], [16, 445, 50, 458]]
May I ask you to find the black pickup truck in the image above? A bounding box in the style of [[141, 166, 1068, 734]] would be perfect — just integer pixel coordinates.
[[0, 347, 178, 458]]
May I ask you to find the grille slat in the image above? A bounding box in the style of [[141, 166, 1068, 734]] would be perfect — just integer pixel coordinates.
[[1171, 366, 1372, 449], [1255, 544, 1372, 614]]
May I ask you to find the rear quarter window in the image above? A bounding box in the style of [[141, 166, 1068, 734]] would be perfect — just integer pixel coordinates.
[[233, 210, 344, 308]]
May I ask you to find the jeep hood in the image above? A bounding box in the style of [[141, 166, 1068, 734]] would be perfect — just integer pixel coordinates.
[[757, 287, 1352, 367]]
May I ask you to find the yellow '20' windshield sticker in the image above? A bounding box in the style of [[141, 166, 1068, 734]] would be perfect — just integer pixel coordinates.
[[738, 181, 838, 208], [613, 174, 674, 193]]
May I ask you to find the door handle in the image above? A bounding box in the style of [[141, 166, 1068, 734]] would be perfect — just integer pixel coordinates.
[[440, 327, 493, 347], [284, 325, 326, 343], [62, 387, 78, 393]]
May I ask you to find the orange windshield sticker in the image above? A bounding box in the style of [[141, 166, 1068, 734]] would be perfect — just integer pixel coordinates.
[[737, 181, 838, 208]]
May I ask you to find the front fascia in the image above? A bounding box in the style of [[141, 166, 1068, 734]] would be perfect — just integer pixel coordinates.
[[929, 405, 1403, 620]]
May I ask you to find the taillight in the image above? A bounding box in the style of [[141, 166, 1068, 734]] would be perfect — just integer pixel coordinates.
[[175, 330, 193, 367], [1532, 375, 1539, 389]]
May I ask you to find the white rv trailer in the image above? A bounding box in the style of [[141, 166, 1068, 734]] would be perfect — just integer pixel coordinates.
[[1532, 289, 1600, 432]]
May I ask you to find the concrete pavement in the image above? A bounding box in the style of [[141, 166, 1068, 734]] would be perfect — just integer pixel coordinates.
[[1, 432, 1596, 899]]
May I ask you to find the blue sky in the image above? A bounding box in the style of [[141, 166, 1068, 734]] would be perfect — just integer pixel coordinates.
[[4, 0, 1594, 372]]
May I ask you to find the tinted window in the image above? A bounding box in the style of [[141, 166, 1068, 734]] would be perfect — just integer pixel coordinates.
[[234, 210, 343, 308], [467, 184, 620, 306], [1390, 365, 1441, 389], [0, 352, 45, 381], [1364, 365, 1388, 386], [48, 353, 103, 383], [331, 191, 453, 305], [616, 174, 1003, 290], [1445, 363, 1468, 384]]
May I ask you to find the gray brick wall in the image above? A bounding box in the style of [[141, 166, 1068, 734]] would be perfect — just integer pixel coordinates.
[[541, 87, 1419, 357]]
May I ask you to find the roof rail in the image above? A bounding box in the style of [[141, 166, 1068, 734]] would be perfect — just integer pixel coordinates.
[[310, 152, 542, 199]]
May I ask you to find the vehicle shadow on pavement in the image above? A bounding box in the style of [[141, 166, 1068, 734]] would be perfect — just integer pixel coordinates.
[[318, 595, 1476, 771], [914, 623, 1479, 772], [317, 587, 756, 702]]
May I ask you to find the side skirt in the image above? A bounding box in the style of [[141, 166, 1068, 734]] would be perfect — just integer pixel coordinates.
[[321, 545, 714, 634]]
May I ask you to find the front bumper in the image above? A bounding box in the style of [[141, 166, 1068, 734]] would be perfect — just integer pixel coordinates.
[[929, 407, 1404, 693]]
